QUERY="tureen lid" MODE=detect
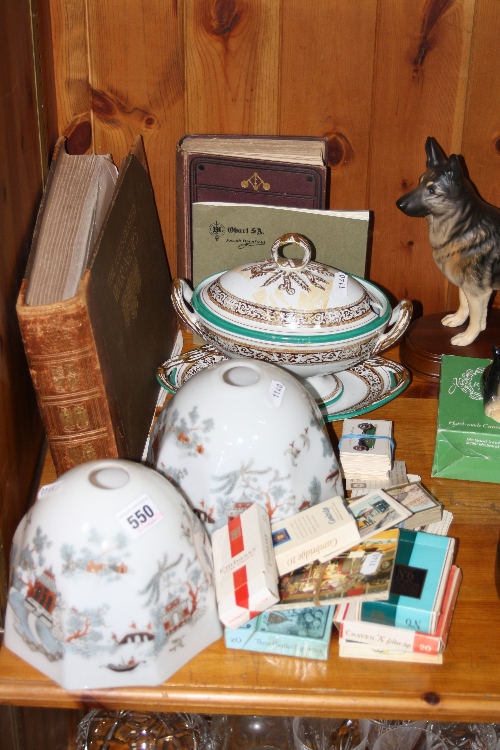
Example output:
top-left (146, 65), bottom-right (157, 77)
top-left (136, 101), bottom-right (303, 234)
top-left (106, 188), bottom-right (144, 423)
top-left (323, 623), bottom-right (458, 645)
top-left (192, 233), bottom-right (389, 341)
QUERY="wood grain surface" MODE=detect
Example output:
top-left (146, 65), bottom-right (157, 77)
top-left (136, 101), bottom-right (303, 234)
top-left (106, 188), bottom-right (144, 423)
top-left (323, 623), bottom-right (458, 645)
top-left (367, 0), bottom-right (475, 313)
top-left (280, 0), bottom-right (377, 211)
top-left (42, 0), bottom-right (500, 313)
top-left (6, 0), bottom-right (500, 731)
top-left (4, 348), bottom-right (500, 722)
top-left (185, 0), bottom-right (280, 135)
top-left (0, 0), bottom-right (45, 610)
top-left (461, 0), bottom-right (500, 207)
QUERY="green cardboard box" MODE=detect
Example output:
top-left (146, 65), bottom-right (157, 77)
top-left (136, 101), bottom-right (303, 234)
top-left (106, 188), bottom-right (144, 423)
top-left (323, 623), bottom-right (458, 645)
top-left (432, 354), bottom-right (500, 483)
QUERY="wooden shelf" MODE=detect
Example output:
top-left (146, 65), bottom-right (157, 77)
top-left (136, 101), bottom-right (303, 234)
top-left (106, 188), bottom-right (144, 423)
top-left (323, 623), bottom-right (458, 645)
top-left (1, 366), bottom-right (500, 721)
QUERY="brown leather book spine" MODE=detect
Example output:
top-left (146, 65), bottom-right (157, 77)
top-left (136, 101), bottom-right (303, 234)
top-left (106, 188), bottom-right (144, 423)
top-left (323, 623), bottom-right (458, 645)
top-left (16, 273), bottom-right (125, 475)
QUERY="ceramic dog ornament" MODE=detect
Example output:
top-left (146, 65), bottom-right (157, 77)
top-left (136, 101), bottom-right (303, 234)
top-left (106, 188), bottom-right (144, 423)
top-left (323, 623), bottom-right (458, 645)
top-left (396, 137), bottom-right (500, 346)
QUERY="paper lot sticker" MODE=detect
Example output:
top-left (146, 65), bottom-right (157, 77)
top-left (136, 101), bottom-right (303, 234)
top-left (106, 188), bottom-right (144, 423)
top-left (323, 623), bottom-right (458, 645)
top-left (117, 494), bottom-right (163, 538)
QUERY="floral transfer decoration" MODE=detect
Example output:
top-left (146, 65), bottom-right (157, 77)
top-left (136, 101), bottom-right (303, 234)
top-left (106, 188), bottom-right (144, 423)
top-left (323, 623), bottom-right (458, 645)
top-left (206, 279), bottom-right (372, 329)
top-left (244, 258), bottom-right (337, 296)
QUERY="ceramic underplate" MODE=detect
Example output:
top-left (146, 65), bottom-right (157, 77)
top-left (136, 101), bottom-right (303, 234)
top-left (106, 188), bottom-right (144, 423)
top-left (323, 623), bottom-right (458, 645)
top-left (157, 345), bottom-right (410, 422)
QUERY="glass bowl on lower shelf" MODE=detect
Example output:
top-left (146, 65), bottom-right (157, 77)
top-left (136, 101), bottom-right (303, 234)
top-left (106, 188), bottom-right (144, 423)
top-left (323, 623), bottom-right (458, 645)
top-left (75, 710), bottom-right (211, 750)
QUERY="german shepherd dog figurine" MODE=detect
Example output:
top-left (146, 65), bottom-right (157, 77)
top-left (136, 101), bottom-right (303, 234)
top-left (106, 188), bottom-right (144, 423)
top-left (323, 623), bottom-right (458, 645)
top-left (396, 137), bottom-right (500, 346)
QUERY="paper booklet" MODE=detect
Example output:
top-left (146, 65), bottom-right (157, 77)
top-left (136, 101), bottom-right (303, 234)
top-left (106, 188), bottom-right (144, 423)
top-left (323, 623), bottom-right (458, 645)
top-left (191, 202), bottom-right (369, 288)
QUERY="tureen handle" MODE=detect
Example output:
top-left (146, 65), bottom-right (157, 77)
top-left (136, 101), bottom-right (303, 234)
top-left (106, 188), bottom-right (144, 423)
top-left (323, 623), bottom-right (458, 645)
top-left (371, 299), bottom-right (413, 355)
top-left (171, 278), bottom-right (206, 337)
top-left (270, 233), bottom-right (312, 270)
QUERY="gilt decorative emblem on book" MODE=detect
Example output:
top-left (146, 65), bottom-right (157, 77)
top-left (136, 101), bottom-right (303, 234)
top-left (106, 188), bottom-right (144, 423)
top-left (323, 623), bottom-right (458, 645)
top-left (241, 172), bottom-right (271, 191)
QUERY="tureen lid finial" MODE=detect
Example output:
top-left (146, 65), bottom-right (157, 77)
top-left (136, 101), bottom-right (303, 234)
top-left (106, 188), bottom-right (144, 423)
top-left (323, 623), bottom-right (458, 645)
top-left (270, 233), bottom-right (312, 271)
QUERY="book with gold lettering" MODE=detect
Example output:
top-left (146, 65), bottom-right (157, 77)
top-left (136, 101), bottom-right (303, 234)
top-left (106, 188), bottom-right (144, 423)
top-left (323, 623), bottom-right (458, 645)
top-left (16, 135), bottom-right (176, 474)
top-left (176, 134), bottom-right (329, 282)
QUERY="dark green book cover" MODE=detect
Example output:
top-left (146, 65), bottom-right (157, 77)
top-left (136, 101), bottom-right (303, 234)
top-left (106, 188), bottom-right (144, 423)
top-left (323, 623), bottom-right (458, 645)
top-left (90, 140), bottom-right (175, 460)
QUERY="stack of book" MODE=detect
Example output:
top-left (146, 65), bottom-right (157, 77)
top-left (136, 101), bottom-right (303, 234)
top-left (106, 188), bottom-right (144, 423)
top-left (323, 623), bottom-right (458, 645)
top-left (384, 482), bottom-right (444, 530)
top-left (334, 530), bottom-right (460, 664)
top-left (346, 460), bottom-right (409, 497)
top-left (223, 487), bottom-right (422, 660)
top-left (340, 419), bottom-right (394, 481)
top-left (214, 414), bottom-right (458, 665)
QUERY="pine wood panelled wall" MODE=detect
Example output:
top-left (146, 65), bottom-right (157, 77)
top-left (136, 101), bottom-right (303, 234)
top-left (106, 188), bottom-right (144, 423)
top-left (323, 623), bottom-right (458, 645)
top-left (462, 1), bottom-right (500, 208)
top-left (44, 0), bottom-right (500, 315)
top-left (0, 0), bottom-right (45, 605)
top-left (280, 2), bottom-right (377, 210)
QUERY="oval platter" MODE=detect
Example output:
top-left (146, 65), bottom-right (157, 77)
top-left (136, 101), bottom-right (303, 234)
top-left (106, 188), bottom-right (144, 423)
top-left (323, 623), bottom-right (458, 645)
top-left (157, 345), bottom-right (410, 423)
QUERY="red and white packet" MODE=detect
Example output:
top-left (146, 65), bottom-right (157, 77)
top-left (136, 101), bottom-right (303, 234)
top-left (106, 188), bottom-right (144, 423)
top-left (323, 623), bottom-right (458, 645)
top-left (212, 504), bottom-right (279, 629)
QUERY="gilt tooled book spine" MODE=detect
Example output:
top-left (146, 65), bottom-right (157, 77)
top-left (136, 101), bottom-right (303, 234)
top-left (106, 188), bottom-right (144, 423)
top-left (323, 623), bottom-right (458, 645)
top-left (176, 135), bottom-right (328, 282)
top-left (17, 135), bottom-right (176, 475)
top-left (16, 274), bottom-right (126, 475)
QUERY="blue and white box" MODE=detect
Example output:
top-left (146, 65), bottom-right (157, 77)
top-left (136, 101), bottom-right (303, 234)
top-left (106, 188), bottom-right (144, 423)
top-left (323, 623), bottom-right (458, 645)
top-left (224, 606), bottom-right (334, 660)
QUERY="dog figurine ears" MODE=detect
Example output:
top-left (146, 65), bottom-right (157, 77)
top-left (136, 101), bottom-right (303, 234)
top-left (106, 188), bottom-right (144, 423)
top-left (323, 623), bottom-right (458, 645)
top-left (397, 137), bottom-right (500, 347)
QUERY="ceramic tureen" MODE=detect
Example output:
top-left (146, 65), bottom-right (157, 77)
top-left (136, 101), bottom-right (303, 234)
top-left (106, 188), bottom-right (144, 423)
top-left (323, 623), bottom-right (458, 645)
top-left (4, 460), bottom-right (222, 690)
top-left (172, 233), bottom-right (412, 404)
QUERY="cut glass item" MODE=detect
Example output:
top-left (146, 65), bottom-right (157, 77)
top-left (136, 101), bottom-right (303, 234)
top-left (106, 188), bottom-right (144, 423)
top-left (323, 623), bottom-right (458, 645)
top-left (75, 710), bottom-right (211, 750)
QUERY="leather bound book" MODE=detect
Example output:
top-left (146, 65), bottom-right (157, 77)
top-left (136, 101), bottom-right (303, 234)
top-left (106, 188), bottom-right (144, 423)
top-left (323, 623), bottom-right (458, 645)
top-left (17, 135), bottom-right (175, 475)
top-left (176, 135), bottom-right (328, 281)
